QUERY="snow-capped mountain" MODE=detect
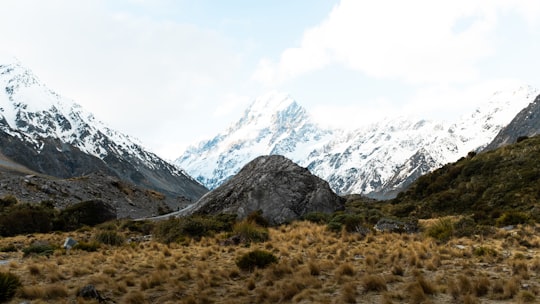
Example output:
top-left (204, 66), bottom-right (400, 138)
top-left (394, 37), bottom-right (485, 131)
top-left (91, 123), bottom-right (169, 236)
top-left (0, 56), bottom-right (207, 202)
top-left (484, 93), bottom-right (540, 151)
top-left (176, 86), bottom-right (539, 199)
top-left (308, 85), bottom-right (539, 198)
top-left (176, 92), bottom-right (335, 189)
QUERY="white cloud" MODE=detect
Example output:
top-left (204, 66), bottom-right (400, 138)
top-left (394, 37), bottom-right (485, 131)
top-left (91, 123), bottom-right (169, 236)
top-left (212, 94), bottom-right (251, 118)
top-left (253, 0), bottom-right (538, 86)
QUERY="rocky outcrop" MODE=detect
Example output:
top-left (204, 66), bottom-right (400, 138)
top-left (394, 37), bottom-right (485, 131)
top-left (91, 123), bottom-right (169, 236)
top-left (187, 155), bottom-right (345, 225)
top-left (0, 169), bottom-right (192, 219)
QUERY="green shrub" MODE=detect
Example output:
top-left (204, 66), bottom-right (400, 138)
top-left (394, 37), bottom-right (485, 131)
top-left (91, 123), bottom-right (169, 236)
top-left (232, 220), bottom-right (269, 243)
top-left (0, 272), bottom-right (21, 302)
top-left (342, 214), bottom-right (365, 232)
top-left (236, 250), bottom-right (278, 271)
top-left (0, 203), bottom-right (56, 236)
top-left (120, 220), bottom-right (155, 235)
top-left (153, 218), bottom-right (185, 244)
top-left (496, 211), bottom-right (530, 227)
top-left (327, 221), bottom-right (343, 232)
top-left (56, 200), bottom-right (117, 231)
top-left (0, 195), bottom-right (17, 210)
top-left (453, 217), bottom-right (477, 238)
top-left (181, 217), bottom-right (214, 238)
top-left (154, 214), bottom-right (236, 244)
top-left (246, 210), bottom-right (269, 227)
top-left (74, 241), bottom-right (101, 252)
top-left (94, 231), bottom-right (124, 246)
top-left (425, 218), bottom-right (454, 242)
top-left (327, 213), bottom-right (364, 232)
top-left (0, 244), bottom-right (17, 252)
top-left (22, 243), bottom-right (56, 257)
top-left (303, 212), bottom-right (331, 224)
top-left (473, 246), bottom-right (498, 257)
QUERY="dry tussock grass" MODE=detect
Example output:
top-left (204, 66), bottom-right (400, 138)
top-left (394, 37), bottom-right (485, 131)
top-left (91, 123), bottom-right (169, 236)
top-left (0, 221), bottom-right (539, 303)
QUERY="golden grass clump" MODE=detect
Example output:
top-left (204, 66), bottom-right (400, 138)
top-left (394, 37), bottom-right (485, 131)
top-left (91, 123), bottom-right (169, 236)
top-left (336, 262), bottom-right (356, 277)
top-left (19, 284), bottom-right (68, 300)
top-left (361, 274), bottom-right (387, 292)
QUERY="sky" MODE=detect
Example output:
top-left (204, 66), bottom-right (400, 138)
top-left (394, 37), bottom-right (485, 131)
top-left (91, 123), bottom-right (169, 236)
top-left (1, 0), bottom-right (540, 160)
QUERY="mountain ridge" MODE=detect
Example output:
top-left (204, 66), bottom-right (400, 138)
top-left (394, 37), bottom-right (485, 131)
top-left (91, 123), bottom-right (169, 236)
top-left (0, 58), bottom-right (208, 214)
top-left (176, 86), bottom-right (539, 199)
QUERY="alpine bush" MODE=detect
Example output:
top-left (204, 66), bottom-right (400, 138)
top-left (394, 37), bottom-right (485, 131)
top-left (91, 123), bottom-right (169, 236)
top-left (425, 218), bottom-right (454, 242)
top-left (236, 250), bottom-right (278, 271)
top-left (95, 230), bottom-right (124, 246)
top-left (0, 272), bottom-right (21, 302)
top-left (232, 220), bottom-right (269, 243)
top-left (22, 243), bottom-right (56, 257)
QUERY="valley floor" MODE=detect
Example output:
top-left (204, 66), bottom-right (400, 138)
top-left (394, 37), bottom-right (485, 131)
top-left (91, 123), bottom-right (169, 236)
top-left (1, 221), bottom-right (539, 303)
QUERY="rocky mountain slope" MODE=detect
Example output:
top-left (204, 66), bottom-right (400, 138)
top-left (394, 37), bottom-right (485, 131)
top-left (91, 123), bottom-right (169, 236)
top-left (176, 86), bottom-right (539, 199)
top-left (170, 155), bottom-right (344, 225)
top-left (0, 57), bottom-right (207, 210)
top-left (390, 134), bottom-right (540, 224)
top-left (0, 168), bottom-right (189, 219)
top-left (484, 94), bottom-right (540, 151)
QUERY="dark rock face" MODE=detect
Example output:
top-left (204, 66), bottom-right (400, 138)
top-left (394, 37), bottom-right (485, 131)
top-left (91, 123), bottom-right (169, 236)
top-left (0, 130), bottom-right (114, 178)
top-left (0, 169), bottom-right (192, 219)
top-left (374, 218), bottom-right (418, 234)
top-left (190, 155), bottom-right (345, 225)
top-left (0, 127), bottom-right (208, 203)
top-left (484, 94), bottom-right (540, 151)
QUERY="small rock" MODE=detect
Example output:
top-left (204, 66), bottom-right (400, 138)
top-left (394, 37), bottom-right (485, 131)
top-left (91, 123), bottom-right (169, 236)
top-left (374, 218), bottom-right (418, 233)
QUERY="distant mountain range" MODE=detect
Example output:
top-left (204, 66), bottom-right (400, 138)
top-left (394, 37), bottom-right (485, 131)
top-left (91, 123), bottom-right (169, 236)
top-left (176, 87), bottom-right (540, 199)
top-left (3, 55), bottom-right (539, 215)
top-left (0, 57), bottom-right (207, 215)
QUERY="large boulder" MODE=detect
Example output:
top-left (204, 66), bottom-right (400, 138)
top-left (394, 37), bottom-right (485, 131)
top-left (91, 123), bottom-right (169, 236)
top-left (188, 155), bottom-right (345, 225)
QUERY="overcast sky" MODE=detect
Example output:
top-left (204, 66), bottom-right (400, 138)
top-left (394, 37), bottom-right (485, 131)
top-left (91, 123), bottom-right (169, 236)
top-left (1, 0), bottom-right (540, 160)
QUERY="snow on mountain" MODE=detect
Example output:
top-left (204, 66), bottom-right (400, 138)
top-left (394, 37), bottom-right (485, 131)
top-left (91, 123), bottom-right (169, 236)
top-left (0, 57), bottom-right (207, 201)
top-left (176, 86), bottom-right (539, 199)
top-left (306, 85), bottom-right (538, 198)
top-left (303, 118), bottom-right (450, 197)
top-left (1, 58), bottom-right (143, 163)
top-left (175, 92), bottom-right (335, 189)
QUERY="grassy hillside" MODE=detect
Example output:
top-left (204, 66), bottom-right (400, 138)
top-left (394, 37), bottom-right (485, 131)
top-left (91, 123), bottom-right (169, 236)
top-left (390, 135), bottom-right (540, 224)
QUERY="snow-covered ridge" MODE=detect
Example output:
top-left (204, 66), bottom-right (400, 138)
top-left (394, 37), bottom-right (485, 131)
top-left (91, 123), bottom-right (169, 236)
top-left (0, 61), bottom-right (170, 172)
top-left (0, 58), bottom-right (191, 179)
top-left (176, 85), bottom-right (539, 198)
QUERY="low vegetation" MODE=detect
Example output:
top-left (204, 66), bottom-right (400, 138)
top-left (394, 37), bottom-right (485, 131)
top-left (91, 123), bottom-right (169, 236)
top-left (0, 272), bottom-right (21, 302)
top-left (0, 218), bottom-right (538, 303)
top-left (236, 250), bottom-right (277, 271)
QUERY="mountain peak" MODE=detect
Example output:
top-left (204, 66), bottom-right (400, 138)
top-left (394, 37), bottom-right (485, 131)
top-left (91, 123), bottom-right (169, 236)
top-left (0, 51), bottom-right (20, 66)
top-left (245, 91), bottom-right (296, 116)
